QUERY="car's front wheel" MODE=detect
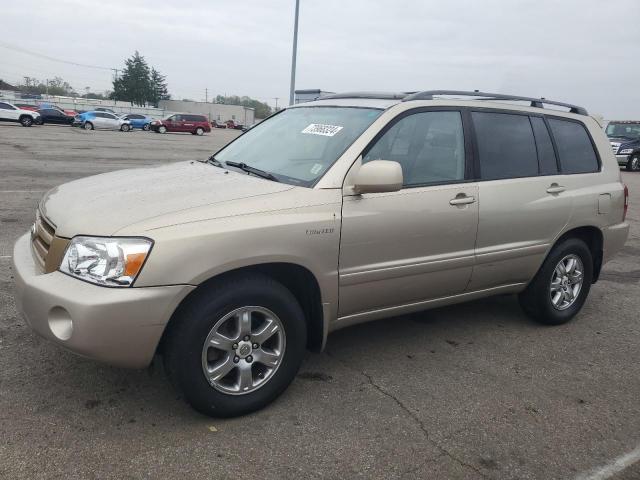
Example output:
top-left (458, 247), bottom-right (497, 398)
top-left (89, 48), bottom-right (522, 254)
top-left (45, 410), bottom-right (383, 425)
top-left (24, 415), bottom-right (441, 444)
top-left (120, 124), bottom-right (131, 132)
top-left (158, 125), bottom-right (167, 134)
top-left (164, 274), bottom-right (307, 417)
top-left (83, 122), bottom-right (94, 130)
top-left (19, 115), bottom-right (34, 127)
top-left (519, 237), bottom-right (593, 325)
top-left (143, 123), bottom-right (150, 131)
top-left (626, 155), bottom-right (640, 172)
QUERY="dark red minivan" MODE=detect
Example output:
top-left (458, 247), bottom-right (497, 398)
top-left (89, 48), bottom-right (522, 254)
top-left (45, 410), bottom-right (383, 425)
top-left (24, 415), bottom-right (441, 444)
top-left (150, 114), bottom-right (211, 135)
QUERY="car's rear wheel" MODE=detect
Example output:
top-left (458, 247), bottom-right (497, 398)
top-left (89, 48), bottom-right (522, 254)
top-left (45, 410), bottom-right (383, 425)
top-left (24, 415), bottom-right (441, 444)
top-left (195, 127), bottom-right (204, 136)
top-left (626, 155), bottom-right (640, 172)
top-left (158, 125), bottom-right (167, 134)
top-left (519, 237), bottom-right (593, 325)
top-left (164, 274), bottom-right (307, 417)
top-left (19, 115), bottom-right (33, 127)
top-left (83, 122), bottom-right (94, 130)
top-left (121, 124), bottom-right (131, 132)
top-left (143, 123), bottom-right (150, 131)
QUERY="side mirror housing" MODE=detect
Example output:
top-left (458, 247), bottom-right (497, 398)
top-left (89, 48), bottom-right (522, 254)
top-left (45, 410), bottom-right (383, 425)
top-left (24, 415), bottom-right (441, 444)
top-left (353, 160), bottom-right (403, 194)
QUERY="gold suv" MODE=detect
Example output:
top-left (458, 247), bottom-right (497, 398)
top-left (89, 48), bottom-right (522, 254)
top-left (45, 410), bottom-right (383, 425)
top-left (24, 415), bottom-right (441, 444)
top-left (13, 90), bottom-right (630, 417)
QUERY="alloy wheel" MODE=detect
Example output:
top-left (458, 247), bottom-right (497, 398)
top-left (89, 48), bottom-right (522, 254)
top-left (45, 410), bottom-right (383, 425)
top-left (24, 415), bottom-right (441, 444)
top-left (201, 306), bottom-right (286, 395)
top-left (550, 254), bottom-right (584, 310)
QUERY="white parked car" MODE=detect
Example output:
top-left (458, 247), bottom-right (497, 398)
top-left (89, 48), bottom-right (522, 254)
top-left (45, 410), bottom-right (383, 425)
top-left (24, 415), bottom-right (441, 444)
top-left (0, 101), bottom-right (40, 127)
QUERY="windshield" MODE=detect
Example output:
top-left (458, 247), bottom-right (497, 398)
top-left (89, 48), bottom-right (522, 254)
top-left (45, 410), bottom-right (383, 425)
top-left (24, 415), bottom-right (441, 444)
top-left (606, 123), bottom-right (640, 140)
top-left (214, 106), bottom-right (383, 186)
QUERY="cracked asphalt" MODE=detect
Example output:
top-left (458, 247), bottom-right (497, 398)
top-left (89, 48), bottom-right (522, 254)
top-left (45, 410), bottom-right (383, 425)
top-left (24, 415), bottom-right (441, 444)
top-left (1, 124), bottom-right (639, 480)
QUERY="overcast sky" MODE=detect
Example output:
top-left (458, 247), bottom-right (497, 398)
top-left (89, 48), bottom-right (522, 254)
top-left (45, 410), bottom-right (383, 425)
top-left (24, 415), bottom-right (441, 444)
top-left (2, 0), bottom-right (639, 117)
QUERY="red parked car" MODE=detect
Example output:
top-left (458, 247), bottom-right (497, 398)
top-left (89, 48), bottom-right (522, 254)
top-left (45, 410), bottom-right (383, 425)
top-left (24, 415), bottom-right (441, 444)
top-left (13, 103), bottom-right (39, 112)
top-left (150, 114), bottom-right (211, 135)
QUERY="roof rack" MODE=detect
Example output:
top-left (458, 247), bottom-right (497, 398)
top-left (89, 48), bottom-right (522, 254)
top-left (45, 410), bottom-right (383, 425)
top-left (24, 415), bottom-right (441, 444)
top-left (320, 92), bottom-right (412, 100)
top-left (402, 90), bottom-right (588, 115)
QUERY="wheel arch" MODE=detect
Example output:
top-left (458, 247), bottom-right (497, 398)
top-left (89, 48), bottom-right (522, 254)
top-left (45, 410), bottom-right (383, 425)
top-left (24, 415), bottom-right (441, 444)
top-left (552, 226), bottom-right (604, 283)
top-left (157, 262), bottom-right (325, 357)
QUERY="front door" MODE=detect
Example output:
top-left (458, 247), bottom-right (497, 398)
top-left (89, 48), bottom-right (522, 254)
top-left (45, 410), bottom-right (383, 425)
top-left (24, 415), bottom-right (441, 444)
top-left (339, 109), bottom-right (478, 320)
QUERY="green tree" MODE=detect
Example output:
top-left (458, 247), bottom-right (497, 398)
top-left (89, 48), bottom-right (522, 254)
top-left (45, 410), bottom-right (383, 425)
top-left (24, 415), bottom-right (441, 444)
top-left (17, 76), bottom-right (76, 96)
top-left (150, 68), bottom-right (170, 106)
top-left (111, 51), bottom-right (169, 106)
top-left (215, 94), bottom-right (272, 118)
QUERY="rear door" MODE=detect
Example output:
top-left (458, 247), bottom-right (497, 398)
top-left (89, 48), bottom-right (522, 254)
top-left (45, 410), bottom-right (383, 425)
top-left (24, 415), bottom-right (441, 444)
top-left (469, 111), bottom-right (572, 290)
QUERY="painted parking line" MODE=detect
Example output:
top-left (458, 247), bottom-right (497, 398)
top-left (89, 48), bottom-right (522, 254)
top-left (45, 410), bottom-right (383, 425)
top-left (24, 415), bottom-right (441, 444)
top-left (576, 445), bottom-right (640, 480)
top-left (0, 190), bottom-right (44, 193)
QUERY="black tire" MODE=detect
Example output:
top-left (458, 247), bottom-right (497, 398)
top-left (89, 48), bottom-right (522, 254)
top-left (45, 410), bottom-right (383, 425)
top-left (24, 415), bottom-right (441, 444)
top-left (83, 122), bottom-right (94, 130)
top-left (164, 273), bottom-right (307, 417)
top-left (158, 125), bottom-right (167, 134)
top-left (19, 115), bottom-right (33, 127)
top-left (121, 124), bottom-right (130, 132)
top-left (143, 123), bottom-right (150, 131)
top-left (626, 155), bottom-right (640, 172)
top-left (195, 127), bottom-right (204, 136)
top-left (519, 237), bottom-right (593, 325)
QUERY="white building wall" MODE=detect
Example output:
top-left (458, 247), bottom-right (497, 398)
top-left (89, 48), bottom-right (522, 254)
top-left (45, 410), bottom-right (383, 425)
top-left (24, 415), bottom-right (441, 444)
top-left (158, 100), bottom-right (255, 125)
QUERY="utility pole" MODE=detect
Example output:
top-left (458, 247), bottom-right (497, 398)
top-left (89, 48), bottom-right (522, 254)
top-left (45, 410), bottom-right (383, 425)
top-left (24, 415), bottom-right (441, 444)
top-left (205, 88), bottom-right (208, 103)
top-left (273, 97), bottom-right (279, 110)
top-left (288, 0), bottom-right (300, 105)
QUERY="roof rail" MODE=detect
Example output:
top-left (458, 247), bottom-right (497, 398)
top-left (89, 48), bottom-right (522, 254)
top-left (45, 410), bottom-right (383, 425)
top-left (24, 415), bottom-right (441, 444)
top-left (402, 90), bottom-right (588, 115)
top-left (320, 92), bottom-right (412, 100)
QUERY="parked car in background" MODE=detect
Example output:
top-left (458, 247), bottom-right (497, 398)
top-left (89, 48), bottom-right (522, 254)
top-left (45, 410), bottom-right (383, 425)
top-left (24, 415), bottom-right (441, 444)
top-left (150, 114), bottom-right (211, 135)
top-left (73, 111), bottom-right (131, 131)
top-left (13, 103), bottom-right (39, 112)
top-left (226, 120), bottom-right (244, 129)
top-left (119, 113), bottom-right (152, 131)
top-left (37, 108), bottom-right (74, 125)
top-left (95, 107), bottom-right (117, 114)
top-left (212, 119), bottom-right (227, 129)
top-left (0, 101), bottom-right (40, 126)
top-left (606, 120), bottom-right (640, 171)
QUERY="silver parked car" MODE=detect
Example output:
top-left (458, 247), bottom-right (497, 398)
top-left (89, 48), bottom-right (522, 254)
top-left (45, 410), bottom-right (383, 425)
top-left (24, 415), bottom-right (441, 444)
top-left (13, 90), bottom-right (630, 417)
top-left (73, 111), bottom-right (131, 131)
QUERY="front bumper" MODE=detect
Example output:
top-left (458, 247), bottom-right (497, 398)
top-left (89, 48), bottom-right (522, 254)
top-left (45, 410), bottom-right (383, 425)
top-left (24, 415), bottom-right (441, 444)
top-left (12, 233), bottom-right (194, 368)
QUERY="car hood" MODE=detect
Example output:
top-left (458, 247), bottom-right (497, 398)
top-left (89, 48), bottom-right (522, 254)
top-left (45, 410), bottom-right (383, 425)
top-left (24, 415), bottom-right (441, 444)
top-left (40, 161), bottom-right (294, 237)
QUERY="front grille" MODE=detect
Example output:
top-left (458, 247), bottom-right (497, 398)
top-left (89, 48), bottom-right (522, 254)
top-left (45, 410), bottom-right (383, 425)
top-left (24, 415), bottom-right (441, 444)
top-left (31, 210), bottom-right (55, 271)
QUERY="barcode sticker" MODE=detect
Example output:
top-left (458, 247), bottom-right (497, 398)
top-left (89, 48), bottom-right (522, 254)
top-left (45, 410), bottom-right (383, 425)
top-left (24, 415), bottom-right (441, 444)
top-left (301, 124), bottom-right (343, 137)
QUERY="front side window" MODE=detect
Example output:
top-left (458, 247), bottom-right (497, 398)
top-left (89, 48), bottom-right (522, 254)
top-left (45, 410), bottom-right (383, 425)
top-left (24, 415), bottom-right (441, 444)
top-left (214, 106), bottom-right (382, 186)
top-left (548, 119), bottom-right (599, 174)
top-left (0, 102), bottom-right (14, 110)
top-left (472, 112), bottom-right (538, 180)
top-left (364, 111), bottom-right (465, 187)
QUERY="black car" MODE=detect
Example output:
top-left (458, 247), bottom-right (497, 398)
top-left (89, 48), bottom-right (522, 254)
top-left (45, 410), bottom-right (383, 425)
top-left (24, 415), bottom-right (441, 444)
top-left (37, 108), bottom-right (74, 125)
top-left (606, 121), bottom-right (640, 171)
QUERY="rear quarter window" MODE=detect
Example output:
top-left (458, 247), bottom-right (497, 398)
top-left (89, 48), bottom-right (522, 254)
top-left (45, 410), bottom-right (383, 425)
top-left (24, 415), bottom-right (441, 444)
top-left (547, 118), bottom-right (599, 174)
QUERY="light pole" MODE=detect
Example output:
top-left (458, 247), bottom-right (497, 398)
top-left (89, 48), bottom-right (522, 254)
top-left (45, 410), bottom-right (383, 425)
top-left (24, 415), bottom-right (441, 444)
top-left (273, 97), bottom-right (279, 110)
top-left (288, 0), bottom-right (300, 105)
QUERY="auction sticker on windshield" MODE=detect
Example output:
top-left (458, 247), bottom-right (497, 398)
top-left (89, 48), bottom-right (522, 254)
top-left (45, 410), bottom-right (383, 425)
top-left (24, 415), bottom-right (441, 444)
top-left (301, 124), bottom-right (343, 137)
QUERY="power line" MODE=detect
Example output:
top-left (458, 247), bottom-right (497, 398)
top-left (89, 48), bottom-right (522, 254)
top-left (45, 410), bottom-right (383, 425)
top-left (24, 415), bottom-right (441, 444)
top-left (0, 41), bottom-right (113, 71)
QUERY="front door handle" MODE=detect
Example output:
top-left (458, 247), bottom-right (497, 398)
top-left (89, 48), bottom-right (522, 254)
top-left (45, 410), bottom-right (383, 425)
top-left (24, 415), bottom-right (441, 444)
top-left (546, 184), bottom-right (566, 194)
top-left (449, 194), bottom-right (476, 206)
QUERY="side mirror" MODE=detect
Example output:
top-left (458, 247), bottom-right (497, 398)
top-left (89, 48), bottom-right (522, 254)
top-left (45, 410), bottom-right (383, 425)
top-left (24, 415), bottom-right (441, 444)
top-left (353, 160), bottom-right (403, 194)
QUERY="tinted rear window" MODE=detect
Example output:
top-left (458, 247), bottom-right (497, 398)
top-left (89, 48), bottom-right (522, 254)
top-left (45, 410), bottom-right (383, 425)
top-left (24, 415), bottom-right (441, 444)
top-left (472, 112), bottom-right (538, 180)
top-left (186, 115), bottom-right (206, 122)
top-left (530, 117), bottom-right (558, 175)
top-left (547, 119), bottom-right (599, 174)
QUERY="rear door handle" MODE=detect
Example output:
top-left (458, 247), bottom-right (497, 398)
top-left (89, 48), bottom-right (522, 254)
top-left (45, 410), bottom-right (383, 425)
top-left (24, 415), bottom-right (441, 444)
top-left (546, 184), bottom-right (566, 194)
top-left (449, 195), bottom-right (476, 206)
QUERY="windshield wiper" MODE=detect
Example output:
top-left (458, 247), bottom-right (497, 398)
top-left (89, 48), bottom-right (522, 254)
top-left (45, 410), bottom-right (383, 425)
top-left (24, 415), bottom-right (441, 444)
top-left (202, 155), bottom-right (224, 168)
top-left (225, 161), bottom-right (279, 182)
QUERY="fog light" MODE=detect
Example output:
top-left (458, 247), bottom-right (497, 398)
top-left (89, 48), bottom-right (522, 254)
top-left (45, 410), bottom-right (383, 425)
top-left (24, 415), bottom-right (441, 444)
top-left (48, 306), bottom-right (73, 341)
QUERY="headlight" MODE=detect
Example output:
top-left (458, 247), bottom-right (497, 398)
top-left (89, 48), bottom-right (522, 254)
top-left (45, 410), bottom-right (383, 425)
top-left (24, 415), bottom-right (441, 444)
top-left (60, 236), bottom-right (153, 287)
top-left (620, 149), bottom-right (633, 154)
